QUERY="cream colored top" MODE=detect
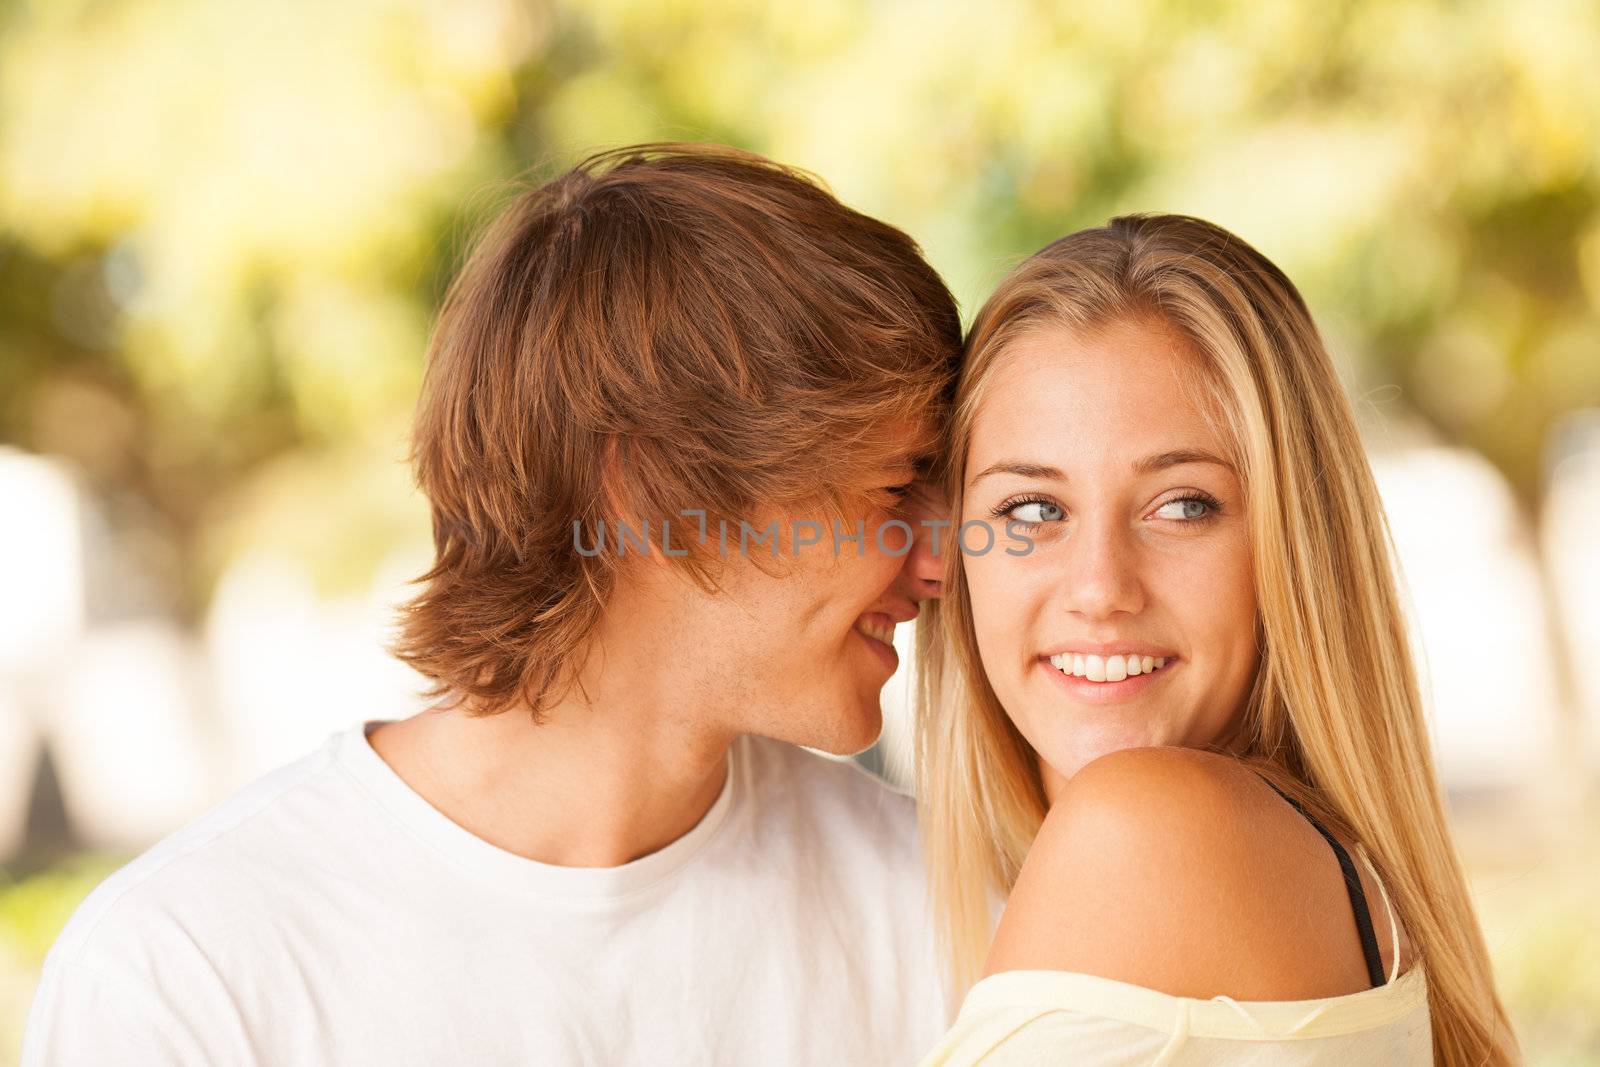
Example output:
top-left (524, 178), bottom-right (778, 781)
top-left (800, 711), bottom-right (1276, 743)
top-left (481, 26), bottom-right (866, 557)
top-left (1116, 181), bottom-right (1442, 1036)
top-left (917, 964), bottom-right (1430, 1065)
top-left (919, 847), bottom-right (1431, 1065)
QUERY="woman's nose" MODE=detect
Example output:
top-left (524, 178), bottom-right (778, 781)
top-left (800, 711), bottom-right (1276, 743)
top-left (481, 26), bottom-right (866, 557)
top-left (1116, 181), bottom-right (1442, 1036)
top-left (1063, 520), bottom-right (1144, 620)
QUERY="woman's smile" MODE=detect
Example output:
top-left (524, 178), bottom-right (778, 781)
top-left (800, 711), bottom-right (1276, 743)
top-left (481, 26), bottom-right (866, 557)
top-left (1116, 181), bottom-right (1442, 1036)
top-left (1037, 651), bottom-right (1178, 705)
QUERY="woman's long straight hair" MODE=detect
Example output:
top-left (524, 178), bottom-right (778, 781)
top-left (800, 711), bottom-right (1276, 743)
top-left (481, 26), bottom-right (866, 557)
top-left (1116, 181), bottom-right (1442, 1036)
top-left (916, 214), bottom-right (1518, 1065)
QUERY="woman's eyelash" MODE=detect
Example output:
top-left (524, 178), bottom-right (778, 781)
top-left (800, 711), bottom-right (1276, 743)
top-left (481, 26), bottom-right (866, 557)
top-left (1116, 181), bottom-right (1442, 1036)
top-left (987, 491), bottom-right (1224, 524)
top-left (1159, 490), bottom-right (1223, 521)
top-left (990, 494), bottom-right (1057, 522)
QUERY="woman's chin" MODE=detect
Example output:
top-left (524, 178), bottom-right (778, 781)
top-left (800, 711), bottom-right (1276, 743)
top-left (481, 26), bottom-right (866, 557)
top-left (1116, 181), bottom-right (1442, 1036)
top-left (1039, 730), bottom-right (1167, 787)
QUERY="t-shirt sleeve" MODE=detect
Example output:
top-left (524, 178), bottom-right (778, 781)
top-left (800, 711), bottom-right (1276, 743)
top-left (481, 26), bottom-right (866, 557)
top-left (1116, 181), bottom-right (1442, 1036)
top-left (21, 955), bottom-right (223, 1067)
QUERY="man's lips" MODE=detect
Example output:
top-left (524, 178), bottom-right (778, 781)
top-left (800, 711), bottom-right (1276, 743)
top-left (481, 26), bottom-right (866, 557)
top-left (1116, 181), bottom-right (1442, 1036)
top-left (855, 612), bottom-right (898, 646)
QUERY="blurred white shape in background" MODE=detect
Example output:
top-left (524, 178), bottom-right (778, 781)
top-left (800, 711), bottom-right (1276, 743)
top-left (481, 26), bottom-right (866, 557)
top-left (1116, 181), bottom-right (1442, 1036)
top-left (1373, 446), bottom-right (1563, 795)
top-left (0, 448), bottom-right (84, 671)
top-left (205, 547), bottom-right (429, 783)
top-left (0, 447), bottom-right (219, 853)
top-left (49, 622), bottom-right (211, 849)
top-left (1543, 409), bottom-right (1600, 765)
top-left (0, 448), bottom-right (84, 856)
top-left (0, 441), bottom-right (432, 861)
top-left (0, 692), bottom-right (36, 859)
top-left (874, 622), bottom-right (919, 791)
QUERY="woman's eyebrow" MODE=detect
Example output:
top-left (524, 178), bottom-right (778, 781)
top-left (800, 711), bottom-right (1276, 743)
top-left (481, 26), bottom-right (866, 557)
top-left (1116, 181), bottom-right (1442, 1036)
top-left (1132, 448), bottom-right (1234, 473)
top-left (967, 461), bottom-right (1064, 486)
top-left (968, 450), bottom-right (1233, 487)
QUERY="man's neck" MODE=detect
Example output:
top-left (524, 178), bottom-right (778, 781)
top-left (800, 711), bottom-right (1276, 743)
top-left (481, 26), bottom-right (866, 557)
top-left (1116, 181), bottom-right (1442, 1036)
top-left (368, 692), bottom-right (734, 869)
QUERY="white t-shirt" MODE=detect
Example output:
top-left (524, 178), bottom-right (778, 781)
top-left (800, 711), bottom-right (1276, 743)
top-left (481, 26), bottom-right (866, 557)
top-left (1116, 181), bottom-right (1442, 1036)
top-left (23, 720), bottom-right (947, 1066)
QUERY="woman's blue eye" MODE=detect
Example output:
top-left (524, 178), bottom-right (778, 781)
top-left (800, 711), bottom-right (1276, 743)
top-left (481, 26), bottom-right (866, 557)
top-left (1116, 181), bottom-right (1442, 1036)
top-left (1155, 497), bottom-right (1212, 521)
top-left (1009, 500), bottom-right (1064, 524)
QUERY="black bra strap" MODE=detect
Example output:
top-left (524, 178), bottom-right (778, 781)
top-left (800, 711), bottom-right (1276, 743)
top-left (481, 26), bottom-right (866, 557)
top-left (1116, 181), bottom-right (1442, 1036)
top-left (1256, 776), bottom-right (1387, 988)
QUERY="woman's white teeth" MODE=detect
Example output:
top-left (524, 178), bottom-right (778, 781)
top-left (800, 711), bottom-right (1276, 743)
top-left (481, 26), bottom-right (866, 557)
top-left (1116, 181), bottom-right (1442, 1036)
top-left (856, 617), bottom-right (896, 645)
top-left (1047, 653), bottom-right (1168, 682)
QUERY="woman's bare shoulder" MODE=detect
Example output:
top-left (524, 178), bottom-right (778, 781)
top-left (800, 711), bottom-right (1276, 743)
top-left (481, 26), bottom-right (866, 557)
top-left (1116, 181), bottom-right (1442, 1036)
top-left (983, 746), bottom-right (1401, 1001)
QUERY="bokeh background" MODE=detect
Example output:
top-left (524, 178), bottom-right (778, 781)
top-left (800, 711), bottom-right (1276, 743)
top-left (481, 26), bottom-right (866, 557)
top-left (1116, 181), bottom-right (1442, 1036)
top-left (2, 0), bottom-right (1598, 1062)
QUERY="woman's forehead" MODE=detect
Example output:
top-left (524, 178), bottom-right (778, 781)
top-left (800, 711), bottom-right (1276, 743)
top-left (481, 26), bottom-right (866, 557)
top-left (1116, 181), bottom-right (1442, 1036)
top-left (967, 320), bottom-right (1226, 467)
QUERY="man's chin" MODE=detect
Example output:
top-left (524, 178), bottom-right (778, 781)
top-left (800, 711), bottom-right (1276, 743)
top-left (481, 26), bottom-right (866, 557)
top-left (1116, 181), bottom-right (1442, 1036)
top-left (777, 705), bottom-right (884, 758)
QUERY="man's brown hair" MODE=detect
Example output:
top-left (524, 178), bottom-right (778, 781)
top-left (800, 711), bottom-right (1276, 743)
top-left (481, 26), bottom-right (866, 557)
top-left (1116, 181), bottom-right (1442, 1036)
top-left (392, 143), bottom-right (960, 718)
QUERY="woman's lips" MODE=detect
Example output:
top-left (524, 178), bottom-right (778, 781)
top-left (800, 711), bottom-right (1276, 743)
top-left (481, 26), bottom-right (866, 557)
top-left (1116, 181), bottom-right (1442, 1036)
top-left (1037, 654), bottom-right (1177, 705)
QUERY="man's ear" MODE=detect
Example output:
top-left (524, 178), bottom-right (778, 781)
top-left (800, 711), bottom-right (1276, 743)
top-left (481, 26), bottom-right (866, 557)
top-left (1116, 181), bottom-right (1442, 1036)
top-left (595, 436), bottom-right (677, 571)
top-left (589, 436), bottom-right (634, 558)
top-left (596, 435), bottom-right (630, 523)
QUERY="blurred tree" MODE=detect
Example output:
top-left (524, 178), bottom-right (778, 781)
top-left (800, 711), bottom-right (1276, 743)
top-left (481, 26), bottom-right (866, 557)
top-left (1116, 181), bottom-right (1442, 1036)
top-left (1, 0), bottom-right (1597, 617)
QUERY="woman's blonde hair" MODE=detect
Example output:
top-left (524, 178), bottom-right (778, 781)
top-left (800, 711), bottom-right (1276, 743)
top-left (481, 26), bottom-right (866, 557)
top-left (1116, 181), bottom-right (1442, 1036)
top-left (916, 214), bottom-right (1518, 1065)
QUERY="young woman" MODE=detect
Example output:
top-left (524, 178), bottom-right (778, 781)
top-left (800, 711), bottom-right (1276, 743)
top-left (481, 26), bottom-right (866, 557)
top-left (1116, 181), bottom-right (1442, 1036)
top-left (914, 215), bottom-right (1518, 1065)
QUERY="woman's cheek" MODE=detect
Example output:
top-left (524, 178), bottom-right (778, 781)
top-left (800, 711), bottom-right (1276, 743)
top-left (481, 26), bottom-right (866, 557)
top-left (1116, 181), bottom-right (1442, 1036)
top-left (1190, 538), bottom-right (1259, 724)
top-left (969, 557), bottom-right (1033, 692)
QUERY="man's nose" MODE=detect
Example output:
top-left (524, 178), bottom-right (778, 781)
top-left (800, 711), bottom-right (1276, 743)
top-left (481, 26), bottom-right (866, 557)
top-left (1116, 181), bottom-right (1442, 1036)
top-left (895, 479), bottom-right (950, 602)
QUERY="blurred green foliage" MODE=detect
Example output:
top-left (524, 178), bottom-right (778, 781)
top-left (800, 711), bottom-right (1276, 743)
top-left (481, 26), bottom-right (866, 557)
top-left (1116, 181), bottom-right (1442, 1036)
top-left (4, 0), bottom-right (1600, 615)
top-left (1464, 811), bottom-right (1600, 1065)
top-left (0, 855), bottom-right (122, 967)
top-left (0, 854), bottom-right (124, 1059)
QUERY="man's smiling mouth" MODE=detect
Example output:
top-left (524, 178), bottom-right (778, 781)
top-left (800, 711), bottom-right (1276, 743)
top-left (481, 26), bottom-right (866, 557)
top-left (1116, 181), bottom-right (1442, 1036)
top-left (855, 614), bottom-right (897, 646)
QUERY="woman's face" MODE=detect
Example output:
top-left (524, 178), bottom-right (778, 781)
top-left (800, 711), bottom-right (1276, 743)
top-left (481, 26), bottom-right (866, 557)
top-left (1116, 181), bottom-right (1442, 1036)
top-left (959, 316), bottom-right (1259, 801)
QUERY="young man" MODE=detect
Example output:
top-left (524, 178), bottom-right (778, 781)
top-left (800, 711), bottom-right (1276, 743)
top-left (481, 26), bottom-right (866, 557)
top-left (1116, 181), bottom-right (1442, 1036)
top-left (23, 144), bottom-right (960, 1065)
